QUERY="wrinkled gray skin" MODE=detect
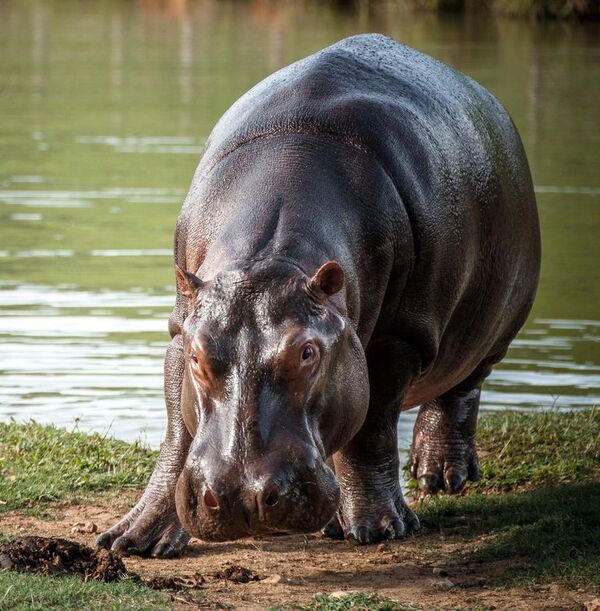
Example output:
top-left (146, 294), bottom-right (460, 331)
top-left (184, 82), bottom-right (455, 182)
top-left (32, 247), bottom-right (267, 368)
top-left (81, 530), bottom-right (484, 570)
top-left (97, 34), bottom-right (540, 557)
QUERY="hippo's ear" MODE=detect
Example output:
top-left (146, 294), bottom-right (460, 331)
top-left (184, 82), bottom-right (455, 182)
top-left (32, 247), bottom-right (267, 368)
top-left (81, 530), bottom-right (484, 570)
top-left (175, 265), bottom-right (204, 303)
top-left (310, 261), bottom-right (345, 297)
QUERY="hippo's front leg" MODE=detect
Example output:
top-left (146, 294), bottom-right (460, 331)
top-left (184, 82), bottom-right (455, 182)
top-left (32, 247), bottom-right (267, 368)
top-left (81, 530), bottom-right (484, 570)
top-left (329, 403), bottom-right (419, 544)
top-left (325, 338), bottom-right (420, 544)
top-left (97, 331), bottom-right (192, 557)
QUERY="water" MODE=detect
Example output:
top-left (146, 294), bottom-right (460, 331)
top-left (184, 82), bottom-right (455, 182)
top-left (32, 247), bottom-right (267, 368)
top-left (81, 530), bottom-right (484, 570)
top-left (0, 1), bottom-right (598, 452)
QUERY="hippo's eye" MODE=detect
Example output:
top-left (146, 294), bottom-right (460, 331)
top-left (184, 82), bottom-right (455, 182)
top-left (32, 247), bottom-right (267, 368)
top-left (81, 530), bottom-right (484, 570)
top-left (301, 344), bottom-right (315, 361)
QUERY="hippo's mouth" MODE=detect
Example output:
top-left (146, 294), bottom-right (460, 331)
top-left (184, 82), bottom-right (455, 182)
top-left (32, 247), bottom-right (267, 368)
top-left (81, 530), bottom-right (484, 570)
top-left (176, 489), bottom-right (340, 542)
top-left (174, 460), bottom-right (340, 542)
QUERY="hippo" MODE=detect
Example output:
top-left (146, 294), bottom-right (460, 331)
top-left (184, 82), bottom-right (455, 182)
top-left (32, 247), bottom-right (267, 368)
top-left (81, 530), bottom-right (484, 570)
top-left (97, 34), bottom-right (540, 557)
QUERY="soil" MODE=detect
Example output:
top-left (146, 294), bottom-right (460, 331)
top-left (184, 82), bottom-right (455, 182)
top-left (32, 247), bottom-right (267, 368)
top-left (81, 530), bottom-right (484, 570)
top-left (1, 497), bottom-right (597, 611)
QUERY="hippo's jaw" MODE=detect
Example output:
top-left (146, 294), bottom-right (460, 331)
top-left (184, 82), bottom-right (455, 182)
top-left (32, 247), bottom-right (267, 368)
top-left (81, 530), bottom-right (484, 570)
top-left (174, 445), bottom-right (340, 541)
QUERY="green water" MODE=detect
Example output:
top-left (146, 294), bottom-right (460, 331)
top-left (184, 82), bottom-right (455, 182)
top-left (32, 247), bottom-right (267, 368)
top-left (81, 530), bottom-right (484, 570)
top-left (0, 1), bottom-right (599, 446)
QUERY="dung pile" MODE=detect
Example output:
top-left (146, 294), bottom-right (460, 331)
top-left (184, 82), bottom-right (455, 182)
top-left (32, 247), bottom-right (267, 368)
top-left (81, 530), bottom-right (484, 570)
top-left (214, 563), bottom-right (261, 583)
top-left (0, 536), bottom-right (127, 582)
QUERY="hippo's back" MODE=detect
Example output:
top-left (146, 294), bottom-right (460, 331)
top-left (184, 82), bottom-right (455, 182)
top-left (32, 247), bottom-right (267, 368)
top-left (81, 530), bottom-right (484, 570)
top-left (196, 34), bottom-right (528, 207)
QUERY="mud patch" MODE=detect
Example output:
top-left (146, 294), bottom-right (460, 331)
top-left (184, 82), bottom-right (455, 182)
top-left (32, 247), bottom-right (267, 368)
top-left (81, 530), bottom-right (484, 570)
top-left (146, 572), bottom-right (206, 590)
top-left (0, 536), bottom-right (126, 582)
top-left (1, 505), bottom-right (591, 610)
top-left (214, 563), bottom-right (261, 583)
top-left (0, 534), bottom-right (258, 594)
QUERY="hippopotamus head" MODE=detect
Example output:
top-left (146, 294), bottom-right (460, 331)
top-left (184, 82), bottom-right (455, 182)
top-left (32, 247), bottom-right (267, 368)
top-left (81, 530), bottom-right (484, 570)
top-left (173, 256), bottom-right (369, 541)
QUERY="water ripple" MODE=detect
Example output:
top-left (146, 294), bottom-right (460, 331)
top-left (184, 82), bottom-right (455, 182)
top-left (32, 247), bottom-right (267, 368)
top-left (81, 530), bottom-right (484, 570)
top-left (75, 135), bottom-right (205, 154)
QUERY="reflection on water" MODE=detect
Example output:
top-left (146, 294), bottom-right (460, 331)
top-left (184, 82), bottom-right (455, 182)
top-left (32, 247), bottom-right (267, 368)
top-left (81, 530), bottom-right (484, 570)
top-left (0, 1), bottom-right (598, 450)
top-left (0, 187), bottom-right (184, 207)
top-left (75, 136), bottom-right (205, 155)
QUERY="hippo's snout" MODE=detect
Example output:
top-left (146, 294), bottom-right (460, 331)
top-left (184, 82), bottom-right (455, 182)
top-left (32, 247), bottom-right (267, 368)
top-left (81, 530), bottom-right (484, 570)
top-left (174, 451), bottom-right (340, 541)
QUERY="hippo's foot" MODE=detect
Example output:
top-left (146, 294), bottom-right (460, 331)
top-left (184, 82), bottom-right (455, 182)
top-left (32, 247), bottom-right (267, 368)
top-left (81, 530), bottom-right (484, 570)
top-left (328, 484), bottom-right (419, 545)
top-left (408, 388), bottom-right (481, 495)
top-left (327, 392), bottom-right (420, 544)
top-left (408, 434), bottom-right (479, 496)
top-left (97, 494), bottom-right (190, 558)
top-left (327, 439), bottom-right (420, 544)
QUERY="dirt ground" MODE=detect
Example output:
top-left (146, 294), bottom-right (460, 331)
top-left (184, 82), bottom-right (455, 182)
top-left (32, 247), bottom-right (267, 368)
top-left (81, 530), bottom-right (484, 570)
top-left (2, 495), bottom-right (598, 611)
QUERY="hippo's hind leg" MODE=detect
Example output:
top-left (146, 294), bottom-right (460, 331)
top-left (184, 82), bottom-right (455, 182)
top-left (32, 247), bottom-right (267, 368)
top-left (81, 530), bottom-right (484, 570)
top-left (324, 338), bottom-right (420, 544)
top-left (408, 371), bottom-right (488, 495)
top-left (97, 321), bottom-right (192, 557)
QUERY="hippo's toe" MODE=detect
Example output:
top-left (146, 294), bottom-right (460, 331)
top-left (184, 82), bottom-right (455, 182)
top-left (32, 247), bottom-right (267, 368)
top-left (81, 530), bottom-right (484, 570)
top-left (417, 473), bottom-right (442, 494)
top-left (97, 498), bottom-right (190, 558)
top-left (443, 467), bottom-right (468, 493)
top-left (334, 494), bottom-right (420, 545)
top-left (408, 438), bottom-right (480, 496)
top-left (321, 514), bottom-right (345, 540)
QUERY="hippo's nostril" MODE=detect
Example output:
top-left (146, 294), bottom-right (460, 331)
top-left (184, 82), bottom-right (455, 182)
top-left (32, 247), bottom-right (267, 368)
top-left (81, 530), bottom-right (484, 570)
top-left (264, 484), bottom-right (280, 507)
top-left (203, 487), bottom-right (219, 509)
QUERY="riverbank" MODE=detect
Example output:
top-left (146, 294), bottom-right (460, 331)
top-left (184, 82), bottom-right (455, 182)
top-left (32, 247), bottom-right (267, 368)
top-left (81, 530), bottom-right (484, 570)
top-left (1, 409), bottom-right (599, 610)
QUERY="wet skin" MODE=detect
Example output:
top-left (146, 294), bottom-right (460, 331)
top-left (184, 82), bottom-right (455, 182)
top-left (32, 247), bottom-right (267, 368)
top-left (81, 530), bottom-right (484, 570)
top-left (97, 34), bottom-right (540, 557)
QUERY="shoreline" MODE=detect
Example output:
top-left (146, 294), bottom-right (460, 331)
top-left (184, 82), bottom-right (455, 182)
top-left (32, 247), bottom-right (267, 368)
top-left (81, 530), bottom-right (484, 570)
top-left (1, 409), bottom-right (599, 610)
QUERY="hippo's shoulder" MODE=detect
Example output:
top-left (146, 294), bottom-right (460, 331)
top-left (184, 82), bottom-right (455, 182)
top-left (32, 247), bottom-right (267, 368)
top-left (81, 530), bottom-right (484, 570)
top-left (313, 33), bottom-right (431, 74)
top-left (276, 33), bottom-right (449, 103)
top-left (282, 33), bottom-right (473, 98)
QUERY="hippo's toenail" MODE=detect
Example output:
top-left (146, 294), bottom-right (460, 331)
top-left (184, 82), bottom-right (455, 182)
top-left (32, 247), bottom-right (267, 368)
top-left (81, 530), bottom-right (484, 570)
top-left (419, 474), bottom-right (441, 493)
top-left (444, 469), bottom-right (466, 493)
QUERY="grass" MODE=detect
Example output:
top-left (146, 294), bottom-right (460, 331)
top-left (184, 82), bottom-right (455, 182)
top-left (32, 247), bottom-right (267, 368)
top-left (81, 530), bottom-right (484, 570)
top-left (284, 592), bottom-right (418, 610)
top-left (4, 409), bottom-right (597, 517)
top-left (473, 408), bottom-right (600, 493)
top-left (405, 407), bottom-right (600, 495)
top-left (0, 419), bottom-right (157, 515)
top-left (408, 408), bottom-right (600, 591)
top-left (418, 482), bottom-right (600, 590)
top-left (0, 572), bottom-right (168, 610)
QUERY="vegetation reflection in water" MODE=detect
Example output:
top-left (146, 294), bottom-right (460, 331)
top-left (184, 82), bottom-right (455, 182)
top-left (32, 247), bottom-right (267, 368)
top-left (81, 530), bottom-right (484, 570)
top-left (0, 1), bottom-right (598, 448)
